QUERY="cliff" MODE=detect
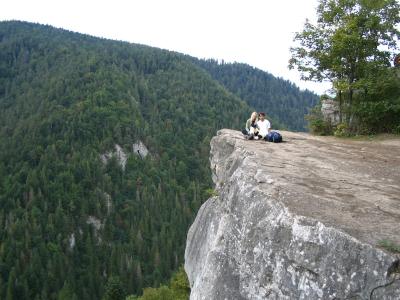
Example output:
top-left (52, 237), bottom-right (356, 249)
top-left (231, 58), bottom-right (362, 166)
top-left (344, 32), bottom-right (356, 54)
top-left (185, 129), bottom-right (400, 299)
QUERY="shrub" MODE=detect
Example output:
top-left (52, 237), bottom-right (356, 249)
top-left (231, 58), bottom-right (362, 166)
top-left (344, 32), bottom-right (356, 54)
top-left (204, 188), bottom-right (218, 198)
top-left (334, 123), bottom-right (352, 137)
top-left (127, 267), bottom-right (190, 300)
top-left (305, 103), bottom-right (334, 136)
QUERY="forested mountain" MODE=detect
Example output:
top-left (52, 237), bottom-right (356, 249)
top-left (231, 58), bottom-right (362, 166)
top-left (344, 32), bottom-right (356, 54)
top-left (0, 21), bottom-right (250, 299)
top-left (0, 21), bottom-right (318, 299)
top-left (192, 59), bottom-right (319, 131)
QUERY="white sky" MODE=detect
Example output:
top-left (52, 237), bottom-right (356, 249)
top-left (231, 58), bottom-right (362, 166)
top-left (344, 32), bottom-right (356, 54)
top-left (0, 0), bottom-right (333, 95)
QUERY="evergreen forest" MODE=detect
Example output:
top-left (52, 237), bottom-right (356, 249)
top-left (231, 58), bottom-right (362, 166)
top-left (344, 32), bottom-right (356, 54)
top-left (192, 59), bottom-right (319, 131)
top-left (0, 21), bottom-right (318, 299)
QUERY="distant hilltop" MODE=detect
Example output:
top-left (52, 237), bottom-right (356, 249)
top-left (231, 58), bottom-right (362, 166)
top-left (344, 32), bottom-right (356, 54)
top-left (0, 20), bottom-right (319, 132)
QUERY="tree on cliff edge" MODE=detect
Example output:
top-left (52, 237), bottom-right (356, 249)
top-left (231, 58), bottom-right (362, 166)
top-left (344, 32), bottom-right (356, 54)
top-left (289, 0), bottom-right (400, 133)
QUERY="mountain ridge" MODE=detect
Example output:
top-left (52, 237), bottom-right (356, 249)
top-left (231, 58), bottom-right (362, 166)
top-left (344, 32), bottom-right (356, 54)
top-left (1, 20), bottom-right (319, 131)
top-left (191, 58), bottom-right (319, 131)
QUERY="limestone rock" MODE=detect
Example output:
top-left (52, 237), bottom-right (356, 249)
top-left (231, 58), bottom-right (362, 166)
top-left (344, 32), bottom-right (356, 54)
top-left (104, 192), bottom-right (112, 215)
top-left (185, 129), bottom-right (400, 300)
top-left (101, 142), bottom-right (149, 170)
top-left (69, 233), bottom-right (75, 249)
top-left (321, 99), bottom-right (340, 125)
top-left (100, 144), bottom-right (128, 170)
top-left (86, 216), bottom-right (102, 231)
top-left (132, 140), bottom-right (149, 158)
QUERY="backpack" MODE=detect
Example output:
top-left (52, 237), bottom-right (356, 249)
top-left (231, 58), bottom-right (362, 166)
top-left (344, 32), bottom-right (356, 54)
top-left (266, 131), bottom-right (282, 143)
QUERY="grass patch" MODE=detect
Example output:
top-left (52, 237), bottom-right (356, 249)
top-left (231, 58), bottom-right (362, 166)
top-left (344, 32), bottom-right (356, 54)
top-left (204, 188), bottom-right (218, 198)
top-left (378, 240), bottom-right (400, 253)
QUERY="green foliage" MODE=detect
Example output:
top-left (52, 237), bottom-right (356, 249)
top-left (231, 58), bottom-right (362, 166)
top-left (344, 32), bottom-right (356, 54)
top-left (169, 267), bottom-right (190, 299)
top-left (305, 105), bottom-right (333, 135)
top-left (193, 59), bottom-right (319, 131)
top-left (334, 123), bottom-right (352, 137)
top-left (290, 0), bottom-right (399, 83)
top-left (103, 277), bottom-right (126, 300)
top-left (57, 281), bottom-right (78, 300)
top-left (308, 118), bottom-right (333, 136)
top-left (137, 286), bottom-right (175, 300)
top-left (0, 21), bottom-right (249, 299)
top-left (290, 0), bottom-right (400, 134)
top-left (352, 69), bottom-right (400, 134)
top-left (130, 267), bottom-right (189, 300)
top-left (204, 188), bottom-right (218, 198)
top-left (378, 240), bottom-right (400, 254)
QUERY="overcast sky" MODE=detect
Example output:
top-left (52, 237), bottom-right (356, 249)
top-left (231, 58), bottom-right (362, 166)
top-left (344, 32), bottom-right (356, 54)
top-left (0, 0), bottom-right (333, 95)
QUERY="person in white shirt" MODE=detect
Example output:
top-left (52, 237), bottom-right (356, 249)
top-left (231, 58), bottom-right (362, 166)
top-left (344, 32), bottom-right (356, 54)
top-left (256, 112), bottom-right (271, 139)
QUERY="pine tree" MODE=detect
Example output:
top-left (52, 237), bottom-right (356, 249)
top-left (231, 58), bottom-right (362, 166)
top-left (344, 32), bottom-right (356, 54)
top-left (102, 276), bottom-right (125, 300)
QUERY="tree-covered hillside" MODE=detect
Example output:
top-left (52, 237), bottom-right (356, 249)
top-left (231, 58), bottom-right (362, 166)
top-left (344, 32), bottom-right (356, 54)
top-left (0, 21), bottom-right (250, 299)
top-left (193, 59), bottom-right (319, 131)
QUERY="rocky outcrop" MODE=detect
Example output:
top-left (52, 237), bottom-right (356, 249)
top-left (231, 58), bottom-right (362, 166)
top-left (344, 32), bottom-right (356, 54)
top-left (185, 129), bottom-right (400, 299)
top-left (100, 144), bottom-right (128, 170)
top-left (321, 99), bottom-right (340, 125)
top-left (100, 141), bottom-right (149, 170)
top-left (133, 140), bottom-right (149, 158)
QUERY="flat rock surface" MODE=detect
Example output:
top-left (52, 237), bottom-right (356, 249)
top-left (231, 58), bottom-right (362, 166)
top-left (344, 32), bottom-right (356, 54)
top-left (224, 129), bottom-right (400, 247)
top-left (185, 129), bottom-right (400, 299)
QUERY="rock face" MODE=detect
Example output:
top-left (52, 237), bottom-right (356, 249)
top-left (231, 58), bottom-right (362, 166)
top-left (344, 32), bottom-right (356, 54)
top-left (185, 129), bottom-right (400, 300)
top-left (321, 99), bottom-right (340, 125)
top-left (100, 144), bottom-right (128, 170)
top-left (132, 140), bottom-right (149, 158)
top-left (101, 141), bottom-right (149, 170)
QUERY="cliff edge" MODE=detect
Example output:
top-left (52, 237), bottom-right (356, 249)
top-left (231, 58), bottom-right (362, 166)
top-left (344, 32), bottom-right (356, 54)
top-left (185, 129), bottom-right (400, 299)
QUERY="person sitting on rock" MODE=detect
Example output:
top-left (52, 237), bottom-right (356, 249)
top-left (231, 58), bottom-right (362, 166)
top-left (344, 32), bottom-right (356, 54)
top-left (242, 112), bottom-right (261, 140)
top-left (256, 112), bottom-right (271, 140)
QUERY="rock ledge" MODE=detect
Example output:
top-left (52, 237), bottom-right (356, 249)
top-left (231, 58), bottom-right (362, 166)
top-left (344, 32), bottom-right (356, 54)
top-left (185, 129), bottom-right (400, 299)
